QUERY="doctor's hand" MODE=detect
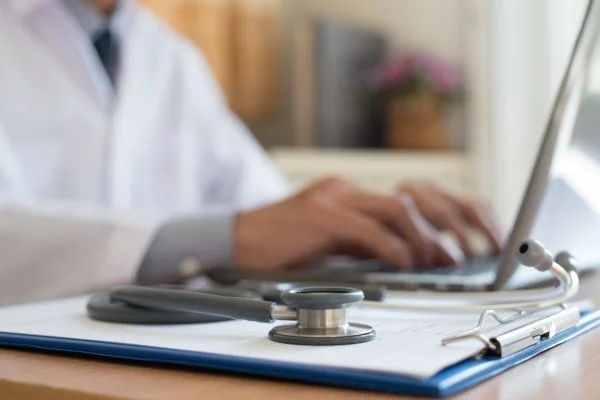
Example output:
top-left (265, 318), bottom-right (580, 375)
top-left (396, 181), bottom-right (503, 257)
top-left (234, 176), bottom-right (462, 272)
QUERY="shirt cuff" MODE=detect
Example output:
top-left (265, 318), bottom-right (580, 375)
top-left (136, 211), bottom-right (236, 285)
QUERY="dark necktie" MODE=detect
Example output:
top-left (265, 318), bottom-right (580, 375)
top-left (93, 29), bottom-right (118, 87)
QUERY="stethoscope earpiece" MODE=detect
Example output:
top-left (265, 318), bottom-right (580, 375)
top-left (517, 240), bottom-right (555, 271)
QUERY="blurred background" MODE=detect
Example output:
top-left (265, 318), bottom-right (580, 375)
top-left (138, 0), bottom-right (588, 232)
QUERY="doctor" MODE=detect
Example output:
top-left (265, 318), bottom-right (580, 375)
top-left (0, 0), bottom-right (501, 305)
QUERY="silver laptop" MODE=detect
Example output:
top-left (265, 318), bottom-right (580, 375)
top-left (209, 0), bottom-right (600, 291)
top-left (491, 0), bottom-right (600, 290)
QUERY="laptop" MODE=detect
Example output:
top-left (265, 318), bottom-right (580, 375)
top-left (209, 0), bottom-right (600, 292)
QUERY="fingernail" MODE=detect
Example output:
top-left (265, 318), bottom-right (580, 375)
top-left (440, 237), bottom-right (465, 264)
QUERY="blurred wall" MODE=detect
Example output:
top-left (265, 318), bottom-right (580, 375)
top-left (284, 0), bottom-right (463, 63)
top-left (254, 0), bottom-right (467, 147)
top-left (484, 0), bottom-right (588, 228)
top-left (138, 0), bottom-right (282, 122)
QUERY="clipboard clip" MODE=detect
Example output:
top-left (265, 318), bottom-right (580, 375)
top-left (441, 305), bottom-right (581, 358)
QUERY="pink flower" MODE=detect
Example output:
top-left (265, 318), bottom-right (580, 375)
top-left (369, 50), bottom-right (461, 96)
top-left (422, 55), bottom-right (460, 92)
top-left (370, 58), bottom-right (411, 87)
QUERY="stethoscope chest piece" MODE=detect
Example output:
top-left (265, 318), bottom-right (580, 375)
top-left (268, 287), bottom-right (375, 345)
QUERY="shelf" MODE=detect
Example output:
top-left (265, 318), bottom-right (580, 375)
top-left (269, 147), bottom-right (473, 192)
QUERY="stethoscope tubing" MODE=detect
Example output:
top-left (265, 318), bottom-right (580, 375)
top-left (360, 267), bottom-right (578, 312)
top-left (105, 263), bottom-right (578, 322)
top-left (91, 241), bottom-right (580, 327)
top-left (235, 273), bottom-right (572, 309)
top-left (110, 286), bottom-right (284, 323)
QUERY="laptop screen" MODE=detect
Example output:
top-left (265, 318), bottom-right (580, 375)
top-left (495, 0), bottom-right (600, 287)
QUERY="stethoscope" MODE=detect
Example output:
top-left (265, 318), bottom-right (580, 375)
top-left (86, 240), bottom-right (580, 346)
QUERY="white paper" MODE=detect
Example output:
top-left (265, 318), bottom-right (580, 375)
top-left (0, 297), bottom-right (584, 379)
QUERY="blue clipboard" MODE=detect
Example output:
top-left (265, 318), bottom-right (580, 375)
top-left (1, 310), bottom-right (599, 397)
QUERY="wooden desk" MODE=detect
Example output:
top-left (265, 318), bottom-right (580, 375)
top-left (2, 273), bottom-right (600, 400)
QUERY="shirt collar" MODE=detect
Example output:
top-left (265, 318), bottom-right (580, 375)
top-left (8, 0), bottom-right (134, 41)
top-left (60, 0), bottom-right (133, 41)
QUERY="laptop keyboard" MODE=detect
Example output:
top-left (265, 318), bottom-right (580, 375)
top-left (409, 255), bottom-right (499, 276)
top-left (345, 254), bottom-right (499, 276)
top-left (205, 254), bottom-right (500, 292)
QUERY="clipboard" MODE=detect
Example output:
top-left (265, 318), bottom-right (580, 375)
top-left (0, 304), bottom-right (599, 397)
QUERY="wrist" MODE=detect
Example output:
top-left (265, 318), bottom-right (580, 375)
top-left (234, 211), bottom-right (259, 270)
top-left (234, 209), bottom-right (278, 271)
top-left (137, 211), bottom-right (236, 284)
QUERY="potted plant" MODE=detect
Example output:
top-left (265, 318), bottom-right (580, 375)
top-left (369, 51), bottom-right (463, 150)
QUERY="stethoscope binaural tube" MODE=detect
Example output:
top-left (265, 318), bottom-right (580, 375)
top-left (359, 240), bottom-right (579, 313)
top-left (228, 241), bottom-right (578, 311)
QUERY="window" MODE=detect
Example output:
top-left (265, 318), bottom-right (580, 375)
top-left (466, 0), bottom-right (588, 228)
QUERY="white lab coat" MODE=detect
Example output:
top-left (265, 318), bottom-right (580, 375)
top-left (0, 0), bottom-right (289, 305)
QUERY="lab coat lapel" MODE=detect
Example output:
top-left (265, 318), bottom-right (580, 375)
top-left (109, 8), bottom-right (159, 208)
top-left (111, 8), bottom-right (204, 210)
top-left (16, 1), bottom-right (113, 110)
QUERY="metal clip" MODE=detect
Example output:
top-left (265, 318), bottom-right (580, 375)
top-left (441, 305), bottom-right (580, 358)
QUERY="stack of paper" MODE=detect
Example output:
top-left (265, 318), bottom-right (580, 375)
top-left (0, 296), bottom-right (491, 379)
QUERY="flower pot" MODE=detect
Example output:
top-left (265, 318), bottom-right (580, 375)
top-left (385, 94), bottom-right (450, 150)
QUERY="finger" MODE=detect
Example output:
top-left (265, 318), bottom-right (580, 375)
top-left (397, 194), bottom-right (436, 267)
top-left (462, 203), bottom-right (502, 252)
top-left (407, 210), bottom-right (465, 268)
top-left (434, 232), bottom-right (465, 266)
top-left (305, 175), bottom-right (356, 196)
top-left (395, 184), bottom-right (472, 260)
top-left (427, 206), bottom-right (474, 257)
top-left (324, 206), bottom-right (414, 268)
top-left (441, 194), bottom-right (503, 253)
top-left (332, 241), bottom-right (375, 259)
top-left (394, 205), bottom-right (464, 268)
top-left (343, 192), bottom-right (434, 267)
top-left (400, 184), bottom-right (475, 256)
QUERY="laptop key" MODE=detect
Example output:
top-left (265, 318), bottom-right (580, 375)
top-left (413, 255), bottom-right (498, 275)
